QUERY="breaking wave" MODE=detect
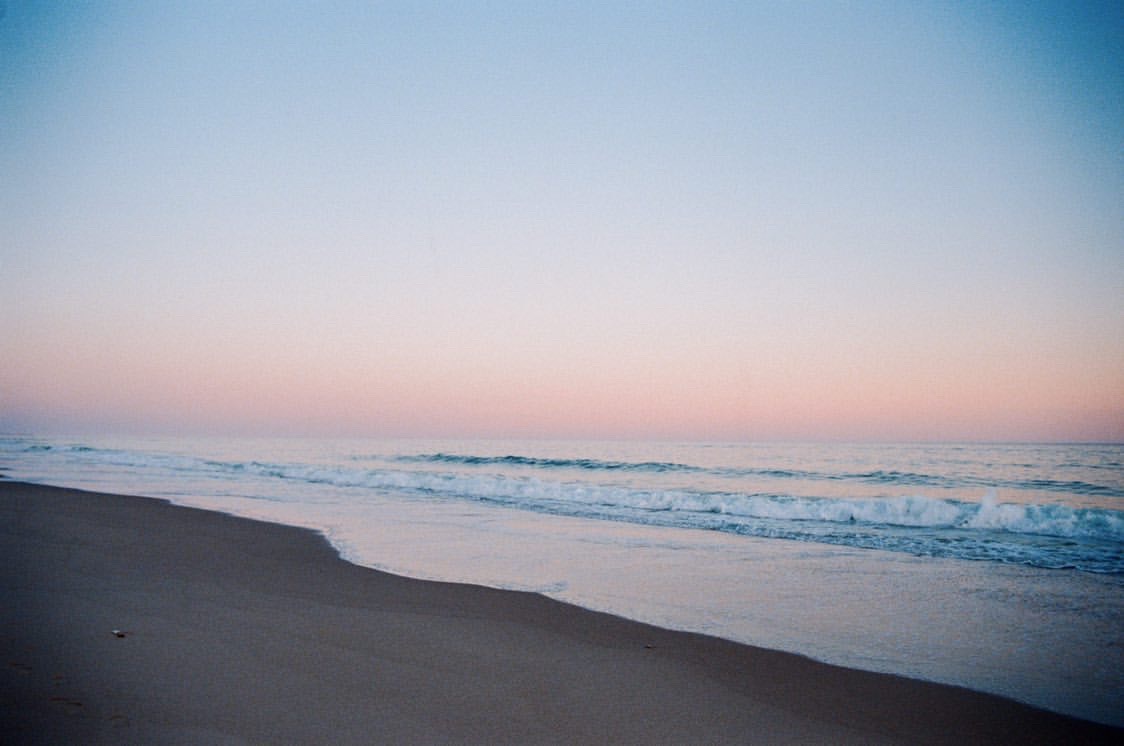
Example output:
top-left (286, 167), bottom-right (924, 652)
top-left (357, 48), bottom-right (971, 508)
top-left (6, 439), bottom-right (1123, 573)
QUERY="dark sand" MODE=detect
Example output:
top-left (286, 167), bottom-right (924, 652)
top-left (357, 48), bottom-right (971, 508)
top-left (1, 481), bottom-right (1118, 745)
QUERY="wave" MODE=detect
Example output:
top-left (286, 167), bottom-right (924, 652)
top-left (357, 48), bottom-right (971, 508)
top-left (18, 443), bottom-right (1123, 541)
top-left (388, 452), bottom-right (1124, 498)
top-left (216, 463), bottom-right (1124, 572)
top-left (8, 439), bottom-right (1123, 573)
top-left (391, 452), bottom-right (705, 473)
top-left (23, 443), bottom-right (1121, 498)
top-left (164, 457), bottom-right (1124, 544)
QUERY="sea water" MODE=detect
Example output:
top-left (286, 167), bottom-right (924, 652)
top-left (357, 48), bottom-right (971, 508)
top-left (1, 435), bottom-right (1121, 725)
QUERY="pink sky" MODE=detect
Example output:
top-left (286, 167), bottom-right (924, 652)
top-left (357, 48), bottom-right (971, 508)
top-left (2, 2), bottom-right (1122, 442)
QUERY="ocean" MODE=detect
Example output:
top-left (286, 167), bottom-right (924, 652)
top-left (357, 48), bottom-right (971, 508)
top-left (2, 435), bottom-right (1121, 725)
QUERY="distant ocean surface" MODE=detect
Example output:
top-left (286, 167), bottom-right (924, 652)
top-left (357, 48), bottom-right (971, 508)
top-left (2, 435), bottom-right (1122, 725)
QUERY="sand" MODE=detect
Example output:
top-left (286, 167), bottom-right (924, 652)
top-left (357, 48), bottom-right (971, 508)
top-left (1, 480), bottom-right (1117, 745)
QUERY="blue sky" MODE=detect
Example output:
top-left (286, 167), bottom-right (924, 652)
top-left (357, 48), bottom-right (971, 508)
top-left (2, 1), bottom-right (1121, 440)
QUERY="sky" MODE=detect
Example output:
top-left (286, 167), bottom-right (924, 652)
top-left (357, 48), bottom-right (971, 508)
top-left (1, 1), bottom-right (1122, 442)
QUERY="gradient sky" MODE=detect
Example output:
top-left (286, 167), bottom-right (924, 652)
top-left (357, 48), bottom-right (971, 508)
top-left (2, 1), bottom-right (1122, 441)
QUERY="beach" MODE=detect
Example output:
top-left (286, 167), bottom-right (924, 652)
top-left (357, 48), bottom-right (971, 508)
top-left (2, 481), bottom-right (1117, 744)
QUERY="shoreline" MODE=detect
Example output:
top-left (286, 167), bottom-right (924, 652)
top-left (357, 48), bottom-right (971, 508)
top-left (2, 480), bottom-right (1118, 744)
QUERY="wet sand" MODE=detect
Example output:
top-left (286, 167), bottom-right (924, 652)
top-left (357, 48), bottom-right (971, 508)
top-left (1, 481), bottom-right (1117, 744)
